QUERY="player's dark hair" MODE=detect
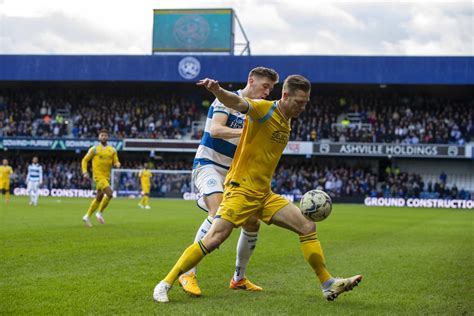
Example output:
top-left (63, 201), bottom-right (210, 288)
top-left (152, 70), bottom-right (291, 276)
top-left (283, 75), bottom-right (311, 95)
top-left (99, 129), bottom-right (109, 135)
top-left (249, 67), bottom-right (279, 83)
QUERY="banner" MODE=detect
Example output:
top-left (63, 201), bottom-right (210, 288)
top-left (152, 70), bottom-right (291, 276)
top-left (124, 139), bottom-right (312, 155)
top-left (0, 138), bottom-right (123, 151)
top-left (1, 137), bottom-right (468, 159)
top-left (14, 188), bottom-right (97, 198)
top-left (283, 142), bottom-right (313, 155)
top-left (364, 197), bottom-right (473, 209)
top-left (124, 139), bottom-right (199, 152)
top-left (314, 143), bottom-right (466, 159)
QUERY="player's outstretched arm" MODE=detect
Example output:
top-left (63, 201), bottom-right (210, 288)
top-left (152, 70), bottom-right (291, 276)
top-left (210, 113), bottom-right (243, 139)
top-left (197, 78), bottom-right (249, 113)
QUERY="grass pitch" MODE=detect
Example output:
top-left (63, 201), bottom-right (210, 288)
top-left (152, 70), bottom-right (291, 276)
top-left (1, 196), bottom-right (473, 315)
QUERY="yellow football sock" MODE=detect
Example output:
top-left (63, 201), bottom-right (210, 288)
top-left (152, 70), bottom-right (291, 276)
top-left (164, 241), bottom-right (210, 285)
top-left (98, 195), bottom-right (111, 212)
top-left (300, 232), bottom-right (332, 284)
top-left (86, 199), bottom-right (100, 217)
top-left (144, 195), bottom-right (149, 206)
top-left (139, 196), bottom-right (145, 205)
top-left (5, 191), bottom-right (10, 202)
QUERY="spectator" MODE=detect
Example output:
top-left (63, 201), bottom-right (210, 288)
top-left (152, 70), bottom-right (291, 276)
top-left (0, 88), bottom-right (472, 143)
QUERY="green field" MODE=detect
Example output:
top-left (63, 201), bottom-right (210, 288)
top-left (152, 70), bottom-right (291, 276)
top-left (1, 197), bottom-right (473, 315)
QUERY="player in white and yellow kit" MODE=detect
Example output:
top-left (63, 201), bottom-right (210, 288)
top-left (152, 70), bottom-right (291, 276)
top-left (0, 159), bottom-right (13, 204)
top-left (81, 129), bottom-right (121, 227)
top-left (138, 165), bottom-right (152, 209)
top-left (154, 75), bottom-right (362, 303)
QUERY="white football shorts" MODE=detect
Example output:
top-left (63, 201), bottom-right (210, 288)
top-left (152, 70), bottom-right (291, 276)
top-left (27, 181), bottom-right (40, 192)
top-left (192, 164), bottom-right (227, 196)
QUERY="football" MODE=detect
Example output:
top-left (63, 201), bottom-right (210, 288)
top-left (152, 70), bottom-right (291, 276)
top-left (299, 189), bottom-right (332, 222)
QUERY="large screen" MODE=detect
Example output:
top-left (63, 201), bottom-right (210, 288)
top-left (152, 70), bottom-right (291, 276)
top-left (152, 9), bottom-right (234, 53)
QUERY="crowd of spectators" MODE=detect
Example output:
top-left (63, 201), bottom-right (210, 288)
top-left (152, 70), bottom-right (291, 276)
top-left (113, 158), bottom-right (192, 195)
top-left (4, 156), bottom-right (471, 199)
top-left (379, 167), bottom-right (472, 200)
top-left (1, 89), bottom-right (472, 144)
top-left (10, 157), bottom-right (89, 190)
top-left (291, 93), bottom-right (473, 144)
top-left (8, 156), bottom-right (193, 194)
top-left (272, 161), bottom-right (377, 197)
top-left (272, 161), bottom-right (471, 200)
top-left (0, 89), bottom-right (201, 139)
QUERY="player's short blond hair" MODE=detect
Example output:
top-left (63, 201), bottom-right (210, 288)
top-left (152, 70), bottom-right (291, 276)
top-left (249, 67), bottom-right (279, 83)
top-left (283, 75), bottom-right (311, 95)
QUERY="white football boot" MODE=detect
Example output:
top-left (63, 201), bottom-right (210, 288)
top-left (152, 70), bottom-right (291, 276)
top-left (153, 280), bottom-right (172, 303)
top-left (322, 275), bottom-right (362, 301)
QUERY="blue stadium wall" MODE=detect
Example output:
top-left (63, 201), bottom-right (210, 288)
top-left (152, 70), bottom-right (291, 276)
top-left (0, 55), bottom-right (473, 84)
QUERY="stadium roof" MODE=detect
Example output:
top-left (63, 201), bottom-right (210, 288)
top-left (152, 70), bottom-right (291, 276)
top-left (1, 55), bottom-right (472, 84)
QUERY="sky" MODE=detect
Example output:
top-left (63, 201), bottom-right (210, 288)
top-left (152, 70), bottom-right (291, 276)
top-left (1, 0), bottom-right (473, 56)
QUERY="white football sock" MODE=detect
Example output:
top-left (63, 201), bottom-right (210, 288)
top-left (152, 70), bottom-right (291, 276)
top-left (34, 190), bottom-right (39, 205)
top-left (185, 216), bottom-right (213, 275)
top-left (233, 229), bottom-right (258, 282)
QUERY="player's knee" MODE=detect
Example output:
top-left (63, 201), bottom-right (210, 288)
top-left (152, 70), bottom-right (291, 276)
top-left (243, 217), bottom-right (260, 232)
top-left (208, 205), bottom-right (219, 218)
top-left (205, 194), bottom-right (223, 217)
top-left (104, 190), bottom-right (113, 198)
top-left (298, 220), bottom-right (316, 235)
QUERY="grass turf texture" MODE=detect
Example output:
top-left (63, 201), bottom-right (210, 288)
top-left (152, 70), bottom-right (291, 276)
top-left (1, 196), bottom-right (473, 315)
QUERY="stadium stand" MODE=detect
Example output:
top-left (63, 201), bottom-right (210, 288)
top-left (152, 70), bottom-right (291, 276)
top-left (1, 88), bottom-right (472, 144)
top-left (291, 92), bottom-right (473, 144)
top-left (0, 88), bottom-right (201, 139)
top-left (1, 56), bottom-right (472, 202)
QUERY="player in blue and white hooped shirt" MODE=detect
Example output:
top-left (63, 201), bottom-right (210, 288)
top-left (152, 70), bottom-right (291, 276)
top-left (177, 67), bottom-right (280, 296)
top-left (26, 156), bottom-right (43, 206)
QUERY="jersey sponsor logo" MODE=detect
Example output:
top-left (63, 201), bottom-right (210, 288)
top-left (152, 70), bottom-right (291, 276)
top-left (178, 57), bottom-right (201, 80)
top-left (270, 130), bottom-right (289, 144)
top-left (227, 116), bottom-right (244, 129)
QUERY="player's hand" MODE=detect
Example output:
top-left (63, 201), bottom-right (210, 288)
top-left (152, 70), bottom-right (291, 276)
top-left (197, 78), bottom-right (220, 93)
top-left (114, 162), bottom-right (121, 168)
top-left (83, 172), bottom-right (90, 180)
